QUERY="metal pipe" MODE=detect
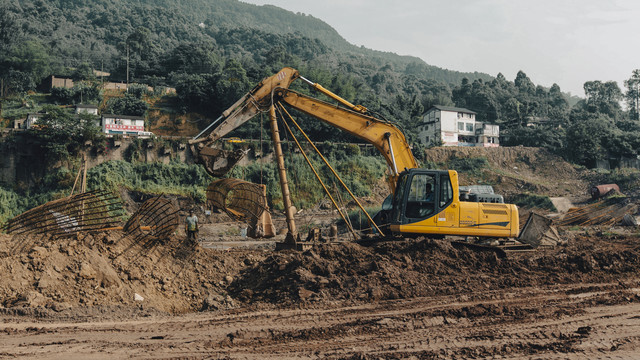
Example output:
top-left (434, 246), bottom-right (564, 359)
top-left (193, 115), bottom-right (223, 140)
top-left (277, 103), bottom-right (359, 241)
top-left (385, 132), bottom-right (399, 175)
top-left (269, 104), bottom-right (297, 242)
top-left (299, 76), bottom-right (368, 113)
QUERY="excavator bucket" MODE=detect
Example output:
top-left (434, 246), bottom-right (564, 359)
top-left (193, 146), bottom-right (248, 177)
top-left (518, 212), bottom-right (559, 248)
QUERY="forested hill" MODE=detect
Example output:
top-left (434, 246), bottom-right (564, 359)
top-left (3, 0), bottom-right (640, 168)
top-left (1, 0), bottom-right (491, 85)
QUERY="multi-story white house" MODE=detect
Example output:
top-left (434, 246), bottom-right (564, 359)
top-left (417, 105), bottom-right (499, 147)
top-left (101, 114), bottom-right (146, 136)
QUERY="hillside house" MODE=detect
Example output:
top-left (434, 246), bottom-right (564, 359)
top-left (101, 114), bottom-right (146, 136)
top-left (24, 113), bottom-right (42, 129)
top-left (13, 118), bottom-right (25, 129)
top-left (75, 104), bottom-right (99, 115)
top-left (102, 82), bottom-right (154, 92)
top-left (417, 105), bottom-right (499, 147)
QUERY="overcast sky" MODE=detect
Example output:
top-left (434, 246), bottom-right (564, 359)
top-left (241, 0), bottom-right (640, 97)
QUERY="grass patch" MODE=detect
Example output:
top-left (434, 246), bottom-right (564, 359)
top-left (443, 156), bottom-right (488, 177)
top-left (229, 153), bottom-right (387, 211)
top-left (87, 160), bottom-right (212, 202)
top-left (592, 168), bottom-right (640, 192)
top-left (509, 193), bottom-right (557, 211)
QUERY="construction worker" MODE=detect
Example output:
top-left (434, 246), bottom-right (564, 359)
top-left (424, 183), bottom-right (434, 202)
top-left (185, 209), bottom-right (199, 241)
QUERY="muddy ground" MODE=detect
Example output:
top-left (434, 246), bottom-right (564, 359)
top-left (1, 225), bottom-right (640, 359)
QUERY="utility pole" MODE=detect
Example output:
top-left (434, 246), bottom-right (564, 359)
top-left (81, 152), bottom-right (87, 194)
top-left (126, 43), bottom-right (129, 88)
top-left (636, 81), bottom-right (640, 120)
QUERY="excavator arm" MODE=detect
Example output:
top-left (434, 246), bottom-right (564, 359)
top-left (188, 68), bottom-right (300, 176)
top-left (190, 67), bottom-right (300, 146)
top-left (276, 89), bottom-right (418, 192)
top-left (191, 67), bottom-right (418, 192)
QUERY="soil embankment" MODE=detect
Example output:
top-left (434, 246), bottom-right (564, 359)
top-left (425, 146), bottom-right (589, 198)
top-left (1, 228), bottom-right (639, 316)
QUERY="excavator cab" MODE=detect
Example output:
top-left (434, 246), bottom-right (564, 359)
top-left (391, 169), bottom-right (454, 226)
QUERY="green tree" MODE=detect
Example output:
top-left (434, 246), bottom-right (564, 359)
top-left (72, 62), bottom-right (97, 82)
top-left (164, 42), bottom-right (222, 74)
top-left (566, 113), bottom-right (613, 166)
top-left (624, 69), bottom-right (640, 120)
top-left (27, 105), bottom-right (103, 161)
top-left (50, 87), bottom-right (75, 104)
top-left (106, 94), bottom-right (149, 116)
top-left (514, 71), bottom-right (535, 95)
top-left (0, 5), bottom-right (21, 97)
top-left (1, 40), bottom-right (50, 94)
top-left (583, 80), bottom-right (622, 119)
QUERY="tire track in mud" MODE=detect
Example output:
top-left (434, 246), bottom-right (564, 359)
top-left (2, 284), bottom-right (639, 359)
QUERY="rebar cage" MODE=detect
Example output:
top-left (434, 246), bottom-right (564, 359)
top-left (206, 178), bottom-right (268, 221)
top-left (123, 197), bottom-right (180, 242)
top-left (3, 189), bottom-right (125, 238)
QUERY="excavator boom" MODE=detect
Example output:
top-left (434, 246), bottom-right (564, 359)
top-left (190, 67), bottom-right (300, 146)
top-left (277, 89), bottom-right (417, 192)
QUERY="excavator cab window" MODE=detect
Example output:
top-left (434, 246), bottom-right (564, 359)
top-left (404, 173), bottom-right (437, 219)
top-left (439, 173), bottom-right (453, 209)
top-left (392, 170), bottom-right (454, 225)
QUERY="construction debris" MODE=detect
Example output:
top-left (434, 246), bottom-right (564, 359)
top-left (558, 196), bottom-right (637, 227)
top-left (2, 189), bottom-right (124, 238)
top-left (590, 184), bottom-right (620, 199)
top-left (206, 178), bottom-right (275, 238)
top-left (123, 197), bottom-right (180, 242)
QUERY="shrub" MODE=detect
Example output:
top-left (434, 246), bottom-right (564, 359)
top-left (337, 206), bottom-right (382, 230)
top-left (447, 156), bottom-right (489, 173)
top-left (86, 160), bottom-right (212, 202)
top-left (509, 193), bottom-right (557, 211)
top-left (127, 84), bottom-right (152, 99)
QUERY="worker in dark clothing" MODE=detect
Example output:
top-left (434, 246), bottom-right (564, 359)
top-left (185, 210), bottom-right (199, 241)
top-left (424, 183), bottom-right (434, 202)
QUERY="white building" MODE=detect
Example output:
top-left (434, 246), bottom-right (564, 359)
top-left (417, 105), bottom-right (499, 147)
top-left (101, 114), bottom-right (146, 136)
top-left (75, 104), bottom-right (99, 115)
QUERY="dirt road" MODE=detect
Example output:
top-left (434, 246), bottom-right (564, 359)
top-left (2, 281), bottom-right (639, 359)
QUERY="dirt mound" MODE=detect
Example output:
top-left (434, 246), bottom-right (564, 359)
top-left (2, 227), bottom-right (639, 317)
top-left (424, 147), bottom-right (589, 198)
top-left (0, 232), bottom-right (265, 316)
top-left (229, 234), bottom-right (640, 306)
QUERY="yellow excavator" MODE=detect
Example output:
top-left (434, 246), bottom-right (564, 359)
top-left (190, 67), bottom-right (523, 246)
